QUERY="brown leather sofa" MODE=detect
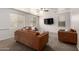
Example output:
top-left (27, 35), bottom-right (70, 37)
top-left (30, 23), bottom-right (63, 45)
top-left (14, 29), bottom-right (49, 50)
top-left (58, 29), bottom-right (77, 44)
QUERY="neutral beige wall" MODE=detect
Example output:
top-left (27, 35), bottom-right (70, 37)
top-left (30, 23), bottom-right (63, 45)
top-left (0, 8), bottom-right (39, 40)
top-left (70, 10), bottom-right (79, 50)
top-left (39, 9), bottom-right (71, 33)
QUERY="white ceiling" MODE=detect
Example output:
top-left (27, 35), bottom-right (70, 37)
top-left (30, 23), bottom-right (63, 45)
top-left (14, 8), bottom-right (41, 16)
top-left (14, 8), bottom-right (73, 16)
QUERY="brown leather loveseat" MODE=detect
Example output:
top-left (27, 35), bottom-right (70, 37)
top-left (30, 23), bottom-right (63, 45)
top-left (15, 29), bottom-right (49, 50)
top-left (58, 29), bottom-right (77, 44)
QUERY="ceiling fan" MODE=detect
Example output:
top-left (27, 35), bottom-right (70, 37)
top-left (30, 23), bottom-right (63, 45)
top-left (40, 8), bottom-right (49, 12)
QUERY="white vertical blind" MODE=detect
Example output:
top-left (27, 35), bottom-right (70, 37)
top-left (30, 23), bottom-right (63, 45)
top-left (10, 13), bottom-right (26, 29)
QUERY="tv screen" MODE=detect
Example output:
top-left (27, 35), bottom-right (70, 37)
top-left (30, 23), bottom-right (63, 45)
top-left (44, 18), bottom-right (54, 25)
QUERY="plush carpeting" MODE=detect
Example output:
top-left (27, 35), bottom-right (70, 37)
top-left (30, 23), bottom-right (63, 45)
top-left (0, 33), bottom-right (78, 51)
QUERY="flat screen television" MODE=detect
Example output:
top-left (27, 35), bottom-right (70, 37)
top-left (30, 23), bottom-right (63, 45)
top-left (44, 18), bottom-right (54, 25)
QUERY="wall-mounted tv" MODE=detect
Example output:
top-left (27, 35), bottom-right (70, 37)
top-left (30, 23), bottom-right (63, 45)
top-left (44, 18), bottom-right (54, 25)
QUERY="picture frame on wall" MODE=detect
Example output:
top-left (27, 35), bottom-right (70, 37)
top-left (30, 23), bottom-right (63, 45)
top-left (58, 21), bottom-right (66, 27)
top-left (58, 13), bottom-right (66, 27)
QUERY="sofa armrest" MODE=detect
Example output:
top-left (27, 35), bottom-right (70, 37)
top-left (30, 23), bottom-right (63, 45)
top-left (37, 32), bottom-right (49, 44)
top-left (37, 32), bottom-right (48, 37)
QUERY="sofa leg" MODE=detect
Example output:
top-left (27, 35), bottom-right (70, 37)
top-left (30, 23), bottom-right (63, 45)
top-left (15, 40), bottom-right (19, 43)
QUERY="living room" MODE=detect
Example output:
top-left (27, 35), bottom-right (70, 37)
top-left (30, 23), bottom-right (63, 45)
top-left (0, 8), bottom-right (79, 51)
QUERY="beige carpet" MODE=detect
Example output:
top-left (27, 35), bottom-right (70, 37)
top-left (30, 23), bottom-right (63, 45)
top-left (0, 33), bottom-right (78, 51)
